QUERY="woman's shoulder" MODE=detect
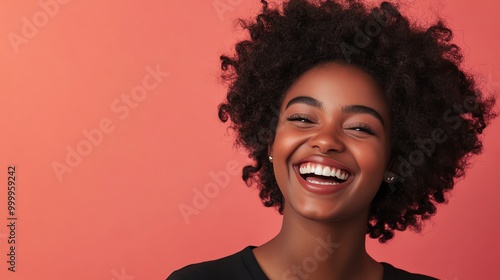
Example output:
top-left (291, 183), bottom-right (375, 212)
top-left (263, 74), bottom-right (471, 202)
top-left (381, 262), bottom-right (438, 280)
top-left (166, 246), bottom-right (267, 280)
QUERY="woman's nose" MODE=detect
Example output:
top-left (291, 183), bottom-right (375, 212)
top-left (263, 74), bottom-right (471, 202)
top-left (308, 125), bottom-right (345, 154)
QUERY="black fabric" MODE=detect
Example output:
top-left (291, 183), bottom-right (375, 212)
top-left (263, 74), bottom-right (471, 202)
top-left (167, 246), bottom-right (437, 280)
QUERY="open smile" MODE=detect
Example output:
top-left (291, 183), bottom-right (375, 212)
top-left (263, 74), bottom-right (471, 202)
top-left (299, 162), bottom-right (350, 184)
top-left (293, 156), bottom-right (354, 195)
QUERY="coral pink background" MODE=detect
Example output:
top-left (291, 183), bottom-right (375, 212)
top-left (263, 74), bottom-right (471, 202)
top-left (0, 0), bottom-right (499, 279)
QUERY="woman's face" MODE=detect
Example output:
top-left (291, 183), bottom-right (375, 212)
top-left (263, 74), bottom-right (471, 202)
top-left (270, 62), bottom-right (391, 222)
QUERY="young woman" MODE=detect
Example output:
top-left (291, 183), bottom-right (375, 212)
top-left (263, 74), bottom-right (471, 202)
top-left (168, 0), bottom-right (496, 279)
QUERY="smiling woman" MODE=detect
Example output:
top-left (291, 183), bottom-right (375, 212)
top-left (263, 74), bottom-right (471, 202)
top-left (167, 0), bottom-right (496, 279)
top-left (270, 63), bottom-right (391, 226)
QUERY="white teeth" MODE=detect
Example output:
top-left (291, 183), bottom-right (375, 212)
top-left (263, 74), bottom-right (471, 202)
top-left (314, 165), bottom-right (323, 175)
top-left (322, 166), bottom-right (331, 176)
top-left (298, 162), bottom-right (350, 180)
top-left (306, 179), bottom-right (339, 185)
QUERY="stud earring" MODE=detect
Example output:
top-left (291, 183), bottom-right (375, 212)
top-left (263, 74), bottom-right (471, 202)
top-left (383, 171), bottom-right (397, 183)
top-left (269, 156), bottom-right (273, 162)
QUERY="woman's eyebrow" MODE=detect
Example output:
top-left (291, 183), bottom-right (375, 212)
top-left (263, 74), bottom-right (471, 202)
top-left (285, 96), bottom-right (323, 110)
top-left (342, 105), bottom-right (385, 126)
top-left (285, 96), bottom-right (384, 126)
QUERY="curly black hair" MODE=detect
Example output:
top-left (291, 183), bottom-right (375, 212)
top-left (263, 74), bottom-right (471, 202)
top-left (217, 0), bottom-right (496, 243)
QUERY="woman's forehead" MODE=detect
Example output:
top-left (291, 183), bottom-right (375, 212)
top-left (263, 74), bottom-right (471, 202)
top-left (280, 62), bottom-right (388, 113)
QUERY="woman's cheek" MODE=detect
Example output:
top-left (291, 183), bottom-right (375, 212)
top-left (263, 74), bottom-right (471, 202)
top-left (351, 143), bottom-right (385, 173)
top-left (273, 128), bottom-right (309, 157)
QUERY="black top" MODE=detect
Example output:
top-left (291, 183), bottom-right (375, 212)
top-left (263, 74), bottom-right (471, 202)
top-left (167, 246), bottom-right (437, 280)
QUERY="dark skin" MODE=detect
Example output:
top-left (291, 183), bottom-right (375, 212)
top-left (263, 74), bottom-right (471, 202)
top-left (252, 62), bottom-right (393, 280)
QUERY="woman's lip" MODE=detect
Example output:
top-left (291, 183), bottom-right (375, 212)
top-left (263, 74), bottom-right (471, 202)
top-left (293, 165), bottom-right (353, 195)
top-left (293, 155), bottom-right (353, 175)
top-left (292, 155), bottom-right (354, 195)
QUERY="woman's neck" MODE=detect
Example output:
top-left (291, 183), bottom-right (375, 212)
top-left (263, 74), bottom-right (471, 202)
top-left (252, 207), bottom-right (383, 280)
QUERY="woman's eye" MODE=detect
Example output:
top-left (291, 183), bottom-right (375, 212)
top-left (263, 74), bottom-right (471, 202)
top-left (286, 115), bottom-right (314, 123)
top-left (347, 124), bottom-right (375, 135)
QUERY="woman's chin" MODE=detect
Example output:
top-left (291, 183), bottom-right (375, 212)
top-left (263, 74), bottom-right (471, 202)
top-left (286, 201), bottom-right (347, 223)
